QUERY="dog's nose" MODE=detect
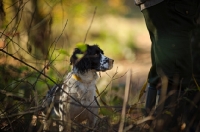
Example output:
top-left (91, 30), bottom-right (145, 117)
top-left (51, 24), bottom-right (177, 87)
top-left (109, 59), bottom-right (114, 65)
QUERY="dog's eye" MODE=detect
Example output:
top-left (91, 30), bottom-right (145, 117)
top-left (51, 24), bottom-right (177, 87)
top-left (94, 54), bottom-right (99, 57)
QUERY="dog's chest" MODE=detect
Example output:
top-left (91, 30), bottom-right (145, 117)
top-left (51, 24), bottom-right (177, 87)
top-left (78, 83), bottom-right (96, 101)
top-left (63, 78), bottom-right (96, 104)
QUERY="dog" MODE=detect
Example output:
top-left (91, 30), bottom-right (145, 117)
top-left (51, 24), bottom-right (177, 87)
top-left (42, 44), bottom-right (114, 131)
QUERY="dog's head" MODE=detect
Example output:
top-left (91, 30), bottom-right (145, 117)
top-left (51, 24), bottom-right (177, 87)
top-left (70, 44), bottom-right (114, 73)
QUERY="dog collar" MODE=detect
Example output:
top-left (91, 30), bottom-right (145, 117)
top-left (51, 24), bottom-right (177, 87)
top-left (72, 74), bottom-right (82, 82)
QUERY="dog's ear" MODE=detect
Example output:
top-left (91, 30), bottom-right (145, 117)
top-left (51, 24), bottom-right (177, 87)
top-left (70, 48), bottom-right (81, 65)
top-left (70, 46), bottom-right (93, 73)
top-left (70, 53), bottom-right (76, 65)
top-left (70, 46), bottom-right (88, 64)
top-left (70, 57), bottom-right (75, 65)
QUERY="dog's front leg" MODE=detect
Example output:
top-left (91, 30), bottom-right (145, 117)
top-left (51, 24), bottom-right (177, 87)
top-left (59, 94), bottom-right (73, 132)
top-left (58, 91), bottom-right (65, 132)
top-left (88, 118), bottom-right (97, 128)
top-left (88, 107), bottom-right (98, 129)
top-left (59, 104), bottom-right (73, 132)
top-left (43, 118), bottom-right (52, 131)
top-left (41, 109), bottom-right (53, 131)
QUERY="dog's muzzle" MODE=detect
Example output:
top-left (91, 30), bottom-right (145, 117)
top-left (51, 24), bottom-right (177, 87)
top-left (98, 54), bottom-right (114, 71)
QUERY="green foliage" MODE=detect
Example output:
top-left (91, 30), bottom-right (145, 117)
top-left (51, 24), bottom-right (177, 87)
top-left (99, 85), bottom-right (124, 123)
top-left (76, 42), bottom-right (87, 52)
top-left (58, 49), bottom-right (70, 56)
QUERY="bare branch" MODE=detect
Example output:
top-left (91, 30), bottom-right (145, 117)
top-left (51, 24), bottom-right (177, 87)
top-left (0, 0), bottom-right (5, 23)
top-left (0, 109), bottom-right (42, 119)
top-left (119, 70), bottom-right (132, 131)
top-left (83, 6), bottom-right (97, 43)
top-left (0, 90), bottom-right (31, 103)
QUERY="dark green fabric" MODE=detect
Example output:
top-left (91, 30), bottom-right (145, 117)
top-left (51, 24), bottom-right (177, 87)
top-left (191, 25), bottom-right (200, 84)
top-left (141, 0), bottom-right (200, 130)
top-left (142, 0), bottom-right (200, 88)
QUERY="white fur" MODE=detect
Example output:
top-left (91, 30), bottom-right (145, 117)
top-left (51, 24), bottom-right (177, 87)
top-left (100, 54), bottom-right (113, 71)
top-left (58, 70), bottom-right (99, 131)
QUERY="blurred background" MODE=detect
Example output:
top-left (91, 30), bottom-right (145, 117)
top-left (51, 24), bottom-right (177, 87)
top-left (0, 0), bottom-right (153, 131)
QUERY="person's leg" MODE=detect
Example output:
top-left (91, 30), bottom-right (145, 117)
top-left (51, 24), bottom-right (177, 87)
top-left (153, 0), bottom-right (199, 129)
top-left (145, 39), bottom-right (160, 115)
top-left (142, 0), bottom-right (199, 130)
top-left (142, 5), bottom-right (162, 117)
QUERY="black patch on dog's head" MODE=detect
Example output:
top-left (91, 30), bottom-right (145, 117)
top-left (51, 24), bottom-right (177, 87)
top-left (70, 44), bottom-right (104, 73)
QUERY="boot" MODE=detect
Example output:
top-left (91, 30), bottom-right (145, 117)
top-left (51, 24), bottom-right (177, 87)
top-left (145, 86), bottom-right (157, 115)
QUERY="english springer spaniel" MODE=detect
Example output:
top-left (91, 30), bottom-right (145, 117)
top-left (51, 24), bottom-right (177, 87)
top-left (42, 44), bottom-right (114, 131)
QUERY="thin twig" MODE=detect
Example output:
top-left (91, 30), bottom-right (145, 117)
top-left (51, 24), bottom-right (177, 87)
top-left (119, 70), bottom-right (132, 132)
top-left (0, 105), bottom-right (14, 132)
top-left (0, 0), bottom-right (29, 38)
top-left (0, 108), bottom-right (43, 119)
top-left (0, 90), bottom-right (30, 103)
top-left (83, 6), bottom-right (97, 43)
